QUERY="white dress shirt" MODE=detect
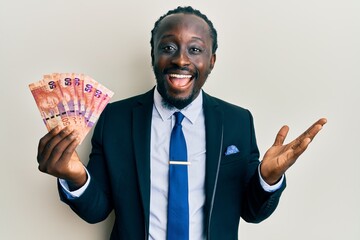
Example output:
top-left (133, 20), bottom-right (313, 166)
top-left (149, 88), bottom-right (207, 239)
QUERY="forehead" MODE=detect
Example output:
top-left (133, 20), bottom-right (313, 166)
top-left (154, 13), bottom-right (211, 43)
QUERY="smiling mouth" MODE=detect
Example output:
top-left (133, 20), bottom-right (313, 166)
top-left (168, 73), bottom-right (193, 88)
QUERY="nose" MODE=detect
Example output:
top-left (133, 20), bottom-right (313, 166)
top-left (171, 49), bottom-right (190, 67)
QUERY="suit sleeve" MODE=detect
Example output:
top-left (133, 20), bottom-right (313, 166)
top-left (58, 105), bottom-right (114, 224)
top-left (240, 110), bottom-right (286, 223)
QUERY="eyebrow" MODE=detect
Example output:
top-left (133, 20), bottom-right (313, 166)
top-left (191, 36), bottom-right (205, 44)
top-left (160, 34), bottom-right (205, 44)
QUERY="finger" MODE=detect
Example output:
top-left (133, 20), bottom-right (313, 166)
top-left (57, 133), bottom-right (81, 165)
top-left (308, 118), bottom-right (327, 140)
top-left (317, 118), bottom-right (327, 126)
top-left (48, 135), bottom-right (81, 178)
top-left (273, 125), bottom-right (289, 146)
top-left (289, 120), bottom-right (324, 154)
top-left (37, 125), bottom-right (62, 157)
top-left (46, 129), bottom-right (79, 165)
top-left (38, 129), bottom-right (79, 175)
top-left (289, 137), bottom-right (312, 160)
top-left (289, 122), bottom-right (325, 161)
top-left (38, 126), bottom-right (75, 165)
top-left (297, 118), bottom-right (327, 143)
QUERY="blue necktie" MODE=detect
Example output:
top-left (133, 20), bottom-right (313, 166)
top-left (167, 112), bottom-right (189, 240)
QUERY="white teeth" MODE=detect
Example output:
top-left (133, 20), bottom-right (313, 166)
top-left (169, 74), bottom-right (192, 79)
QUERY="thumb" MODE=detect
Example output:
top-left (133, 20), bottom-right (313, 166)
top-left (273, 125), bottom-right (289, 146)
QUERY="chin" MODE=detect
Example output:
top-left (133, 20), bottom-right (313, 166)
top-left (163, 90), bottom-right (199, 109)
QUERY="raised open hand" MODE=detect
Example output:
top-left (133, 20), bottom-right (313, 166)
top-left (37, 125), bottom-right (87, 189)
top-left (260, 118), bottom-right (327, 185)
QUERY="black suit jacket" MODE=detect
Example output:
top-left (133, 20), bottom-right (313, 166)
top-left (60, 88), bottom-right (286, 240)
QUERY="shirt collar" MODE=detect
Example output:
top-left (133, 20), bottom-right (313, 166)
top-left (153, 87), bottom-right (203, 124)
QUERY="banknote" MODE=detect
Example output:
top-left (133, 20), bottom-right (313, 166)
top-left (86, 84), bottom-right (114, 128)
top-left (73, 73), bottom-right (86, 128)
top-left (83, 84), bottom-right (114, 137)
top-left (83, 75), bottom-right (99, 123)
top-left (29, 73), bottom-right (114, 142)
top-left (73, 73), bottom-right (84, 115)
top-left (29, 80), bottom-right (63, 131)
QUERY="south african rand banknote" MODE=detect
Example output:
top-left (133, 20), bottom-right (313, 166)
top-left (29, 73), bottom-right (114, 142)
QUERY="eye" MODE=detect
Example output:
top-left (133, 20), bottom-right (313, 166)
top-left (189, 47), bottom-right (203, 54)
top-left (161, 45), bottom-right (177, 53)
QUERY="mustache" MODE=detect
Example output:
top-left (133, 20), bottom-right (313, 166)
top-left (164, 66), bottom-right (192, 73)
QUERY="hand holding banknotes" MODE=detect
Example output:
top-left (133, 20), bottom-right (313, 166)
top-left (37, 125), bottom-right (87, 189)
top-left (30, 73), bottom-right (114, 189)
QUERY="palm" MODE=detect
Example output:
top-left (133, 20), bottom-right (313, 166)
top-left (263, 144), bottom-right (294, 170)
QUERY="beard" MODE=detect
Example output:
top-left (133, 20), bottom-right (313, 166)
top-left (156, 81), bottom-right (197, 110)
top-left (153, 65), bottom-right (202, 110)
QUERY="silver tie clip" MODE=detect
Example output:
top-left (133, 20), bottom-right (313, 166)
top-left (169, 161), bottom-right (191, 165)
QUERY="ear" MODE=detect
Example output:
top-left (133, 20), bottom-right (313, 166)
top-left (210, 53), bottom-right (216, 70)
top-left (209, 53), bottom-right (216, 71)
top-left (151, 49), bottom-right (155, 67)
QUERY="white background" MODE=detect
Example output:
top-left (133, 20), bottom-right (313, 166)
top-left (1, 0), bottom-right (359, 239)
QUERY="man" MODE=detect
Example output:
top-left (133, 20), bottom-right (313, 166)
top-left (37, 6), bottom-right (327, 240)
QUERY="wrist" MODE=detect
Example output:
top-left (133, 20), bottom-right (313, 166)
top-left (67, 171), bottom-right (87, 191)
top-left (260, 162), bottom-right (282, 186)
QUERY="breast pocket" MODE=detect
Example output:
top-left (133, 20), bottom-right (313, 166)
top-left (220, 152), bottom-right (246, 166)
top-left (219, 152), bottom-right (248, 184)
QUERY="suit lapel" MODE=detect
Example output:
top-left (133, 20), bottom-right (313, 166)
top-left (132, 88), bottom-right (154, 235)
top-left (203, 92), bottom-right (224, 233)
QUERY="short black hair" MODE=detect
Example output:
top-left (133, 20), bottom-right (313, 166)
top-left (150, 6), bottom-right (218, 66)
